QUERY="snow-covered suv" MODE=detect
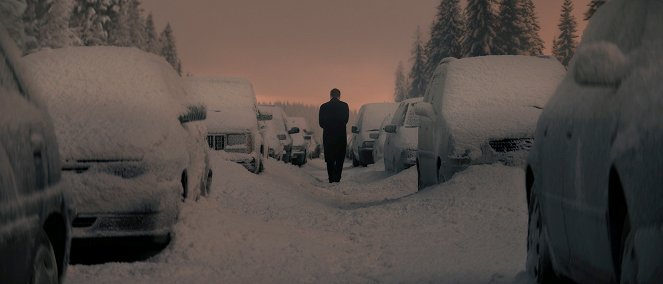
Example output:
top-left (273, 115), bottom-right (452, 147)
top-left (0, 25), bottom-right (73, 283)
top-left (416, 56), bottom-right (565, 190)
top-left (24, 47), bottom-right (210, 244)
top-left (525, 0), bottom-right (663, 282)
top-left (188, 77), bottom-right (264, 174)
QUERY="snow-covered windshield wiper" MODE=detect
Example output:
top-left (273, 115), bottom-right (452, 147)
top-left (530, 105), bottom-right (543, 110)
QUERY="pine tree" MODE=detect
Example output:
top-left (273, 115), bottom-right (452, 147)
top-left (0, 0), bottom-right (32, 51)
top-left (584, 0), bottom-right (606, 21)
top-left (107, 0), bottom-right (131, 46)
top-left (144, 13), bottom-right (159, 53)
top-left (519, 0), bottom-right (544, 55)
top-left (552, 0), bottom-right (578, 66)
top-left (128, 0), bottom-right (145, 49)
top-left (463, 0), bottom-right (497, 57)
top-left (495, 0), bottom-right (526, 55)
top-left (70, 0), bottom-right (115, 46)
top-left (425, 0), bottom-right (464, 81)
top-left (160, 23), bottom-right (182, 75)
top-left (394, 62), bottom-right (407, 102)
top-left (407, 28), bottom-right (427, 99)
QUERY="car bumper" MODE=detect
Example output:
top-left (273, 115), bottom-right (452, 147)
top-left (291, 151), bottom-right (307, 164)
top-left (358, 147), bottom-right (375, 164)
top-left (62, 172), bottom-right (180, 239)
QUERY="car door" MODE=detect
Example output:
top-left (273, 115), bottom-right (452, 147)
top-left (536, 84), bottom-right (575, 272)
top-left (386, 102), bottom-right (407, 170)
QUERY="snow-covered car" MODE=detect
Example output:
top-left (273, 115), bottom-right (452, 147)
top-left (350, 102), bottom-right (398, 167)
top-left (257, 105), bottom-right (292, 161)
top-left (525, 1), bottom-right (663, 282)
top-left (415, 56), bottom-right (565, 190)
top-left (286, 117), bottom-right (311, 167)
top-left (188, 77), bottom-right (264, 174)
top-left (23, 47), bottom-right (210, 244)
top-left (372, 113), bottom-right (393, 163)
top-left (0, 25), bottom-right (73, 284)
top-left (383, 97), bottom-right (422, 173)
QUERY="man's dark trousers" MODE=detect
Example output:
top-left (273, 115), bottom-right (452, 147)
top-left (319, 97), bottom-right (349, 183)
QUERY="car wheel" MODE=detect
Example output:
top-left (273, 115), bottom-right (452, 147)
top-left (203, 170), bottom-right (213, 196)
top-left (417, 161), bottom-right (423, 191)
top-left (526, 192), bottom-right (556, 283)
top-left (352, 156), bottom-right (359, 167)
top-left (181, 172), bottom-right (188, 201)
top-left (620, 216), bottom-right (637, 283)
top-left (31, 229), bottom-right (58, 284)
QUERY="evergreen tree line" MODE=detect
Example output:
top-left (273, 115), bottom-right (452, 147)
top-left (1, 0), bottom-right (183, 75)
top-left (395, 0), bottom-right (604, 102)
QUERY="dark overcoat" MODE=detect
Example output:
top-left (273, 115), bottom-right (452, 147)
top-left (319, 97), bottom-right (349, 162)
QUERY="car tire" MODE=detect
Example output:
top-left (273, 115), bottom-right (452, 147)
top-left (526, 191), bottom-right (556, 283)
top-left (620, 216), bottom-right (637, 284)
top-left (203, 170), bottom-right (212, 196)
top-left (352, 156), bottom-right (359, 167)
top-left (416, 161), bottom-right (423, 191)
top-left (31, 229), bottom-right (59, 284)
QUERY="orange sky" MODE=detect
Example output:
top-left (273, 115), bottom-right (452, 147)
top-left (142, 0), bottom-right (591, 111)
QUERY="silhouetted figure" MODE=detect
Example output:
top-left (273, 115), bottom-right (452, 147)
top-left (319, 88), bottom-right (349, 183)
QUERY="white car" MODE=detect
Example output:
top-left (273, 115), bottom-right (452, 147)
top-left (23, 47), bottom-right (210, 243)
top-left (350, 103), bottom-right (398, 167)
top-left (416, 56), bottom-right (565, 190)
top-left (0, 24), bottom-right (73, 283)
top-left (383, 97), bottom-right (422, 173)
top-left (525, 0), bottom-right (663, 282)
top-left (286, 117), bottom-right (311, 167)
top-left (188, 77), bottom-right (264, 174)
top-left (257, 105), bottom-right (292, 161)
top-left (372, 113), bottom-right (393, 163)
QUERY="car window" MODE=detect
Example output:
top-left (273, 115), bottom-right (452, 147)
top-left (390, 103), bottom-right (407, 126)
top-left (0, 47), bottom-right (24, 99)
top-left (428, 64), bottom-right (449, 112)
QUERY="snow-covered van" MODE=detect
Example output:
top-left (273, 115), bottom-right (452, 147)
top-left (415, 56), bottom-right (565, 190)
top-left (187, 77), bottom-right (264, 173)
top-left (0, 24), bottom-right (73, 283)
top-left (350, 103), bottom-right (398, 167)
top-left (23, 47), bottom-right (210, 244)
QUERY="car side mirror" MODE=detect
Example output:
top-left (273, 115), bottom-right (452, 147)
top-left (384, 124), bottom-right (397, 134)
top-left (277, 134), bottom-right (287, 140)
top-left (414, 102), bottom-right (434, 119)
top-left (303, 135), bottom-right (311, 140)
top-left (288, 127), bottom-right (300, 134)
top-left (179, 104), bottom-right (207, 123)
top-left (573, 42), bottom-right (629, 87)
top-left (351, 126), bottom-right (359, 134)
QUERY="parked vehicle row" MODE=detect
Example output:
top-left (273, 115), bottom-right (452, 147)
top-left (349, 102), bottom-right (397, 167)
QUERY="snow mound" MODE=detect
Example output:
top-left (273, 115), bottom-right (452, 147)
top-left (186, 76), bottom-right (258, 132)
top-left (441, 55), bottom-right (566, 153)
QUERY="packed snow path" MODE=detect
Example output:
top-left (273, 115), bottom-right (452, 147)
top-left (67, 153), bottom-right (532, 283)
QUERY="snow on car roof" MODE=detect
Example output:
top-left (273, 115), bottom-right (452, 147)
top-left (287, 117), bottom-right (310, 131)
top-left (438, 55), bottom-right (566, 151)
top-left (358, 103), bottom-right (398, 131)
top-left (186, 76), bottom-right (259, 132)
top-left (22, 46), bottom-right (188, 161)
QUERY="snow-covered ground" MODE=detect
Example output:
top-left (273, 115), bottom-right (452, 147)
top-left (66, 153), bottom-right (532, 284)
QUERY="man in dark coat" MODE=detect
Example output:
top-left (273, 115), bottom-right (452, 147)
top-left (319, 88), bottom-right (349, 183)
